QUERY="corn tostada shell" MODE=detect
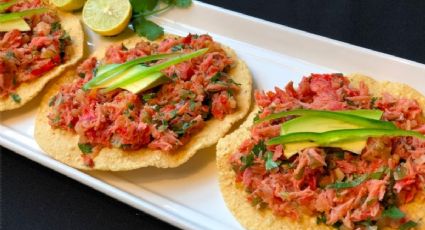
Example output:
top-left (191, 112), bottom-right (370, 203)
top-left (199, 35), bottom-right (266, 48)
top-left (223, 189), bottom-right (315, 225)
top-left (34, 34), bottom-right (253, 171)
top-left (216, 74), bottom-right (425, 230)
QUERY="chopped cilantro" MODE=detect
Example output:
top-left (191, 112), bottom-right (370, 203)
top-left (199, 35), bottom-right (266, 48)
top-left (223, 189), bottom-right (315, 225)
top-left (399, 221), bottom-right (417, 230)
top-left (170, 110), bottom-right (177, 119)
top-left (158, 119), bottom-right (169, 131)
top-left (171, 44), bottom-right (184, 52)
top-left (251, 196), bottom-right (262, 206)
top-left (58, 32), bottom-right (70, 59)
top-left (394, 164), bottom-right (407, 180)
top-left (78, 72), bottom-right (86, 78)
top-left (252, 140), bottom-right (266, 157)
top-left (382, 206), bottom-right (405, 219)
top-left (142, 93), bottom-right (156, 101)
top-left (334, 151), bottom-right (345, 159)
top-left (52, 115), bottom-right (61, 124)
top-left (329, 167), bottom-right (388, 190)
top-left (327, 173), bottom-right (369, 189)
top-left (332, 221), bottom-right (343, 229)
top-left (264, 151), bottom-right (280, 171)
top-left (253, 113), bottom-right (260, 122)
top-left (369, 166), bottom-right (389, 179)
top-left (189, 100), bottom-right (196, 111)
top-left (121, 144), bottom-right (132, 149)
top-left (48, 96), bottom-right (57, 107)
top-left (51, 21), bottom-right (61, 32)
top-left (346, 99), bottom-right (356, 106)
top-left (357, 218), bottom-right (374, 227)
top-left (78, 143), bottom-right (93, 154)
top-left (174, 120), bottom-right (193, 136)
top-left (210, 72), bottom-right (221, 83)
top-left (228, 78), bottom-right (241, 86)
top-left (227, 89), bottom-right (234, 97)
top-left (240, 153), bottom-right (254, 170)
top-left (127, 103), bottom-right (135, 110)
top-left (10, 93), bottom-right (21, 103)
top-left (316, 214), bottom-right (327, 225)
top-left (5, 51), bottom-right (15, 59)
top-left (371, 97), bottom-right (379, 108)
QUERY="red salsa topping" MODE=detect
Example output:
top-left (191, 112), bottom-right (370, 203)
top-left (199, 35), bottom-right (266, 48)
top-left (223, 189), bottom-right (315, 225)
top-left (48, 34), bottom-right (240, 163)
top-left (230, 74), bottom-right (425, 229)
top-left (0, 0), bottom-right (71, 101)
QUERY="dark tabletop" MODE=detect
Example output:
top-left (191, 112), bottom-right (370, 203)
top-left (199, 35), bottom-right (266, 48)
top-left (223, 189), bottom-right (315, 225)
top-left (2, 1), bottom-right (425, 229)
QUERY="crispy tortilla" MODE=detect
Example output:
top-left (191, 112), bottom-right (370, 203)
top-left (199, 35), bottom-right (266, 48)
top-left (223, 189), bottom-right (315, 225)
top-left (0, 9), bottom-right (84, 111)
top-left (34, 34), bottom-right (253, 171)
top-left (216, 74), bottom-right (425, 230)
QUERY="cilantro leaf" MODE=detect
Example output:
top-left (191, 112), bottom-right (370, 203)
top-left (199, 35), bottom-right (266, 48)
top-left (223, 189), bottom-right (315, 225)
top-left (78, 143), bottom-right (93, 154)
top-left (175, 0), bottom-right (192, 8)
top-left (264, 151), bottom-right (279, 171)
top-left (132, 17), bottom-right (164, 41)
top-left (10, 93), bottom-right (21, 103)
top-left (399, 221), bottom-right (417, 230)
top-left (252, 140), bottom-right (266, 156)
top-left (382, 206), bottom-right (405, 219)
top-left (173, 120), bottom-right (193, 136)
top-left (316, 214), bottom-right (327, 225)
top-left (240, 153), bottom-right (254, 170)
top-left (51, 21), bottom-right (61, 32)
top-left (327, 173), bottom-right (369, 189)
top-left (142, 92), bottom-right (156, 101)
top-left (210, 72), bottom-right (221, 83)
top-left (172, 44), bottom-right (183, 52)
top-left (130, 0), bottom-right (159, 13)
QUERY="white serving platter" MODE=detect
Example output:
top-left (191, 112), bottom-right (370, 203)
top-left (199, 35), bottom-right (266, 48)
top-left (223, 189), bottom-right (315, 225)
top-left (1, 1), bottom-right (425, 229)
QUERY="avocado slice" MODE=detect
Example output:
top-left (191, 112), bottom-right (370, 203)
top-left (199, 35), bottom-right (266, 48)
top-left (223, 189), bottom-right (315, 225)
top-left (94, 64), bottom-right (169, 94)
top-left (280, 110), bottom-right (383, 157)
top-left (0, 0), bottom-right (18, 13)
top-left (0, 18), bottom-right (30, 32)
top-left (281, 109), bottom-right (383, 135)
top-left (257, 109), bottom-right (394, 130)
top-left (270, 128), bottom-right (424, 158)
top-left (121, 72), bottom-right (169, 94)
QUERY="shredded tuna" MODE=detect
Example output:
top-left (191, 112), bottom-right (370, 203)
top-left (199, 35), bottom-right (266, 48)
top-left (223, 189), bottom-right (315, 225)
top-left (230, 74), bottom-right (425, 229)
top-left (0, 0), bottom-right (71, 98)
top-left (48, 34), bottom-right (240, 163)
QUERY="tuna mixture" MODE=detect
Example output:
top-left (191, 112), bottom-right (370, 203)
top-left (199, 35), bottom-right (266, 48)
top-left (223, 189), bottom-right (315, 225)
top-left (48, 34), bottom-right (240, 166)
top-left (0, 0), bottom-right (71, 100)
top-left (230, 74), bottom-right (425, 229)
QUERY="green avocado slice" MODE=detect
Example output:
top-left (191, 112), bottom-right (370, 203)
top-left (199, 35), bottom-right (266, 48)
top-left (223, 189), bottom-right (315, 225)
top-left (268, 128), bottom-right (425, 146)
top-left (256, 109), bottom-right (395, 130)
top-left (281, 109), bottom-right (383, 135)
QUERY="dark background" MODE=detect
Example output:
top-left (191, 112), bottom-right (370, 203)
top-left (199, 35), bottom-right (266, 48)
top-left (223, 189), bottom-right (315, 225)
top-left (2, 0), bottom-right (425, 229)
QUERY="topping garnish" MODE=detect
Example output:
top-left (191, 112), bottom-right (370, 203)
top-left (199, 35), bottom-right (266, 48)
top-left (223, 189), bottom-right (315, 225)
top-left (229, 74), bottom-right (425, 229)
top-left (256, 109), bottom-right (395, 130)
top-left (48, 34), bottom-right (239, 163)
top-left (0, 0), bottom-right (18, 13)
top-left (83, 52), bottom-right (181, 90)
top-left (0, 8), bottom-right (48, 23)
top-left (83, 48), bottom-right (208, 94)
top-left (130, 0), bottom-right (192, 40)
top-left (267, 128), bottom-right (425, 145)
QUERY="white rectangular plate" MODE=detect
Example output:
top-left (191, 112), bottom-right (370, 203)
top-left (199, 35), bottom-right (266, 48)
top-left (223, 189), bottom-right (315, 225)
top-left (1, 1), bottom-right (425, 229)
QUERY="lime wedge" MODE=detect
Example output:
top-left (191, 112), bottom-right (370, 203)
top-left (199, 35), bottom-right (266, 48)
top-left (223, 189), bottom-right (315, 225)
top-left (82, 0), bottom-right (131, 36)
top-left (50, 0), bottom-right (86, 11)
